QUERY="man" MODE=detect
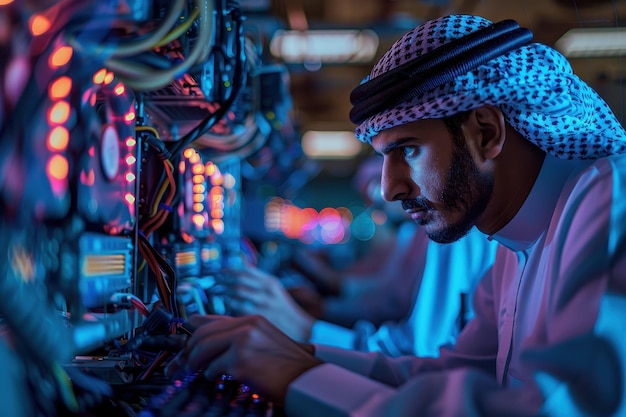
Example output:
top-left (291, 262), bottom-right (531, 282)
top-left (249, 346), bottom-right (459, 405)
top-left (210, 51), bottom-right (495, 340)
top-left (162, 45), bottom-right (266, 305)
top-left (167, 15), bottom-right (626, 416)
top-left (224, 224), bottom-right (497, 358)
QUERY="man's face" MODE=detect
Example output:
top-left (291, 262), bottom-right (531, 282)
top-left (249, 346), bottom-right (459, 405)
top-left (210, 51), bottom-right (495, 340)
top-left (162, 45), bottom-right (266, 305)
top-left (371, 117), bottom-right (494, 243)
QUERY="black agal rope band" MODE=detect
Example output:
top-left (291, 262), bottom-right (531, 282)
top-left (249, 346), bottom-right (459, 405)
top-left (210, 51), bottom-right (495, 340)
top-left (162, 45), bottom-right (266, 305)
top-left (349, 19), bottom-right (533, 125)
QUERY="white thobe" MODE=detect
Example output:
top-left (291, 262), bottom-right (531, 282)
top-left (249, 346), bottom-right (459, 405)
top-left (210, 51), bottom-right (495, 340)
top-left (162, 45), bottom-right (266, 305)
top-left (285, 153), bottom-right (626, 417)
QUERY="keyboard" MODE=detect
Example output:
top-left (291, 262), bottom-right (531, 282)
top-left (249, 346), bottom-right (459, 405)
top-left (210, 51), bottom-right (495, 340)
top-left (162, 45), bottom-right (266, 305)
top-left (137, 372), bottom-right (276, 417)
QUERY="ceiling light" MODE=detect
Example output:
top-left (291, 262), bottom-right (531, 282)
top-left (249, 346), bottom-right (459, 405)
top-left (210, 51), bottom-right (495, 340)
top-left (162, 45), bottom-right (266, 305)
top-left (555, 27), bottom-right (626, 58)
top-left (270, 29), bottom-right (379, 64)
top-left (301, 130), bottom-right (362, 159)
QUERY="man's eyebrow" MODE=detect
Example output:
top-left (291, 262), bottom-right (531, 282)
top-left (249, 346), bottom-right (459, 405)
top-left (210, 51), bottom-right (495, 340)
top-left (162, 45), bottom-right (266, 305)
top-left (378, 137), bottom-right (415, 155)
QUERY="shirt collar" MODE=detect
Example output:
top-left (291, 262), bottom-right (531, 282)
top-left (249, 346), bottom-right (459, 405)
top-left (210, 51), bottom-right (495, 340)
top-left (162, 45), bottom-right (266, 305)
top-left (489, 154), bottom-right (592, 252)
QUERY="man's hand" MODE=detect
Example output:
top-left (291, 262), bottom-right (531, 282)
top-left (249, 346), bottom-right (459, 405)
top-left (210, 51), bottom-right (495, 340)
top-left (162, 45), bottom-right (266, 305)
top-left (224, 266), bottom-right (316, 342)
top-left (166, 314), bottom-right (322, 404)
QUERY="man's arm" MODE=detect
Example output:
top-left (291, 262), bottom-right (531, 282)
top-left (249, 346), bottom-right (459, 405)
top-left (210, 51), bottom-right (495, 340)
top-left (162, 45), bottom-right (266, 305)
top-left (287, 362), bottom-right (542, 417)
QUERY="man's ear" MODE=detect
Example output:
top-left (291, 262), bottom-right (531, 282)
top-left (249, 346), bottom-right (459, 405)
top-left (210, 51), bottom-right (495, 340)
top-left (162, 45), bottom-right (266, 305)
top-left (463, 105), bottom-right (506, 161)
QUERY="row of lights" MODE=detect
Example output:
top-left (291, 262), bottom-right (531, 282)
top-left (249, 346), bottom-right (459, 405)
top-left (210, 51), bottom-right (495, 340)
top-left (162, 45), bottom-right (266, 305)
top-left (264, 197), bottom-right (390, 245)
top-left (44, 41), bottom-right (75, 198)
top-left (33, 5), bottom-right (138, 229)
top-left (179, 149), bottom-right (238, 239)
top-left (78, 69), bottom-right (136, 234)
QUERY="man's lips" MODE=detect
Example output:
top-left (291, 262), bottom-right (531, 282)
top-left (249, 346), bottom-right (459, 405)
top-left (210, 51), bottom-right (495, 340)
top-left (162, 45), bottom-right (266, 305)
top-left (406, 208), bottom-right (427, 221)
top-left (402, 199), bottom-right (433, 221)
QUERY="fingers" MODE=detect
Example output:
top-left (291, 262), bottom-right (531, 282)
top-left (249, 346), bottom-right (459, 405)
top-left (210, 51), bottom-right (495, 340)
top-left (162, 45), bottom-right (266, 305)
top-left (222, 268), bottom-right (287, 315)
top-left (166, 314), bottom-right (322, 403)
top-left (225, 265), bottom-right (272, 280)
top-left (186, 325), bottom-right (244, 372)
top-left (184, 315), bottom-right (271, 369)
top-left (164, 314), bottom-right (231, 376)
top-left (227, 297), bottom-right (259, 315)
top-left (166, 317), bottom-right (240, 375)
top-left (223, 267), bottom-right (277, 297)
top-left (227, 268), bottom-right (267, 291)
top-left (228, 282), bottom-right (266, 304)
top-left (187, 314), bottom-right (228, 328)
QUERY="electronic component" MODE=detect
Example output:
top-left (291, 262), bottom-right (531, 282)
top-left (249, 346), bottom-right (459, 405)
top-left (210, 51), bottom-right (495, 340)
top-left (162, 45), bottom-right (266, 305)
top-left (141, 0), bottom-right (248, 144)
top-left (0, 1), bottom-right (288, 416)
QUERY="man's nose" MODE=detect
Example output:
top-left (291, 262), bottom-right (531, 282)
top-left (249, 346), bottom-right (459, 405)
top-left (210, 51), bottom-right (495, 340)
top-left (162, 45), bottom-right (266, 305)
top-left (380, 158), bottom-right (414, 202)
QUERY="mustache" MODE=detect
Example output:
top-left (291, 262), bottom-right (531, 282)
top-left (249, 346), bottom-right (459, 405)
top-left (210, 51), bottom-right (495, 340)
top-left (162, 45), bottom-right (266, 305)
top-left (401, 198), bottom-right (433, 211)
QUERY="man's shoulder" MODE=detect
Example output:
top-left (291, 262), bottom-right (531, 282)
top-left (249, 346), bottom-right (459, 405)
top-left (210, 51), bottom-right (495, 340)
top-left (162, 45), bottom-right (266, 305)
top-left (568, 154), bottom-right (626, 188)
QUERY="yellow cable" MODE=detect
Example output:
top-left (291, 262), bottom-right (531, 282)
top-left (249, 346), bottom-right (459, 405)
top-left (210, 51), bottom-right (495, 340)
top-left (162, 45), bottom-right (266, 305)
top-left (148, 174), bottom-right (170, 218)
top-left (136, 125), bottom-right (160, 138)
top-left (68, 0), bottom-right (186, 58)
top-left (105, 0), bottom-right (214, 91)
top-left (156, 7), bottom-right (201, 48)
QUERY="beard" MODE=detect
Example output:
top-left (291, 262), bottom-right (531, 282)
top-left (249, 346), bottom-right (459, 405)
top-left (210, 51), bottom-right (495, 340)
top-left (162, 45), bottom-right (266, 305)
top-left (402, 135), bottom-right (494, 244)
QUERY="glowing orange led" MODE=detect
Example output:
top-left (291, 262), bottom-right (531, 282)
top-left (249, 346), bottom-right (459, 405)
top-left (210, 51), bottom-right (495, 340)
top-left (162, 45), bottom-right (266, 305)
top-left (125, 137), bottom-right (136, 147)
top-left (192, 214), bottom-right (205, 228)
top-left (47, 155), bottom-right (69, 180)
top-left (183, 148), bottom-right (195, 159)
top-left (125, 155), bottom-right (136, 165)
top-left (103, 72), bottom-right (115, 85)
top-left (47, 126), bottom-right (69, 151)
top-left (210, 186), bottom-right (223, 199)
top-left (211, 219), bottom-right (224, 234)
top-left (48, 76), bottom-right (72, 100)
top-left (124, 111), bottom-right (136, 123)
top-left (205, 162), bottom-right (216, 176)
top-left (0, 0), bottom-right (16, 6)
top-left (125, 172), bottom-right (136, 182)
top-left (192, 164), bottom-right (204, 175)
top-left (193, 203), bottom-right (204, 212)
top-left (29, 14), bottom-right (51, 36)
top-left (180, 232), bottom-right (193, 244)
top-left (192, 174), bottom-right (204, 184)
top-left (193, 194), bottom-right (205, 203)
top-left (192, 184), bottom-right (205, 194)
top-left (189, 153), bottom-right (200, 164)
top-left (178, 160), bottom-right (186, 174)
top-left (92, 68), bottom-right (107, 84)
top-left (49, 46), bottom-right (73, 68)
top-left (124, 193), bottom-right (136, 204)
top-left (114, 84), bottom-right (126, 96)
top-left (48, 101), bottom-right (71, 124)
top-left (210, 173), bottom-right (223, 186)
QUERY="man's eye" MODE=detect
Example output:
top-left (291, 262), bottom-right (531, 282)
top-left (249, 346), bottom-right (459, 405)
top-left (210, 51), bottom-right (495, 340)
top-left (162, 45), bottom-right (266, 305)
top-left (403, 146), bottom-right (420, 159)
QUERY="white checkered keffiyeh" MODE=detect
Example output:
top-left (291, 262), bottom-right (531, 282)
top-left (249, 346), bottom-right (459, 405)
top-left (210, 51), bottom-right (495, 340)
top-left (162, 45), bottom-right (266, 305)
top-left (354, 14), bottom-right (626, 159)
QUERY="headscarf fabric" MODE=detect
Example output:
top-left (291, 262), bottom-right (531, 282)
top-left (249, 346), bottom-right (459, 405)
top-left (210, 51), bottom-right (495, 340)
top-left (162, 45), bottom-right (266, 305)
top-left (353, 14), bottom-right (626, 159)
